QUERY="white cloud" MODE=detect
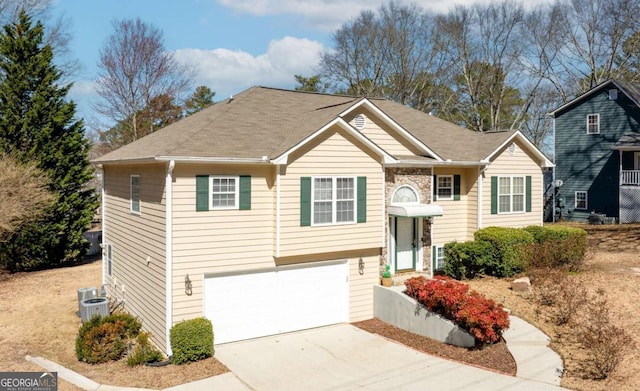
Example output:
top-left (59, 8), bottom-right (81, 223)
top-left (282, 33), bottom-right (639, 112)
top-left (174, 36), bottom-right (324, 99)
top-left (216, 0), bottom-right (554, 30)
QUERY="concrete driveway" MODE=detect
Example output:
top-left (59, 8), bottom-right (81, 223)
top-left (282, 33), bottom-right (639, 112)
top-left (215, 324), bottom-right (566, 391)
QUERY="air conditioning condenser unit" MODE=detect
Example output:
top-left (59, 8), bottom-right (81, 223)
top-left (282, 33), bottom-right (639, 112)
top-left (79, 297), bottom-right (109, 322)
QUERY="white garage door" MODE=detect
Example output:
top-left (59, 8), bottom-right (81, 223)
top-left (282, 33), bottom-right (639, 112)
top-left (204, 261), bottom-right (349, 344)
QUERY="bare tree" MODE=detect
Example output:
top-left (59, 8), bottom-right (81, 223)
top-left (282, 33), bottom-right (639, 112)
top-left (0, 154), bottom-right (54, 240)
top-left (549, 0), bottom-right (640, 95)
top-left (94, 18), bottom-right (194, 146)
top-left (321, 1), bottom-right (447, 107)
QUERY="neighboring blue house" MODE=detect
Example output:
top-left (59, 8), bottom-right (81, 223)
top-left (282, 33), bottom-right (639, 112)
top-left (549, 79), bottom-right (640, 223)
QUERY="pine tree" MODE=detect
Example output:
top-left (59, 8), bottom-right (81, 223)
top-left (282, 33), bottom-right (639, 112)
top-left (0, 11), bottom-right (98, 271)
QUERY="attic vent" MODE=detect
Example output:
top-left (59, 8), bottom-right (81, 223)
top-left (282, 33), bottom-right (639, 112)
top-left (508, 142), bottom-right (517, 154)
top-left (609, 89), bottom-right (618, 100)
top-left (353, 114), bottom-right (366, 129)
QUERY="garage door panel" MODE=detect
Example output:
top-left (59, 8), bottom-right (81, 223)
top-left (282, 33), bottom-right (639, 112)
top-left (204, 262), bottom-right (348, 344)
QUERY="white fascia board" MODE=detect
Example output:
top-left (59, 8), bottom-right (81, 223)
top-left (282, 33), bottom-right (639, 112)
top-left (483, 131), bottom-right (554, 168)
top-left (271, 117), bottom-right (397, 165)
top-left (386, 160), bottom-right (487, 168)
top-left (339, 99), bottom-right (445, 162)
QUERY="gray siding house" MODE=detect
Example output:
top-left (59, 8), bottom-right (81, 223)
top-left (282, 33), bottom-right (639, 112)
top-left (550, 79), bottom-right (640, 223)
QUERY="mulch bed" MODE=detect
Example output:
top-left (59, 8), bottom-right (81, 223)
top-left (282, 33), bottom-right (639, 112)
top-left (353, 318), bottom-right (516, 376)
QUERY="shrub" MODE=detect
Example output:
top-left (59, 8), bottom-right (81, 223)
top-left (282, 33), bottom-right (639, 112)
top-left (575, 290), bottom-right (635, 379)
top-left (474, 227), bottom-right (534, 277)
top-left (126, 332), bottom-right (164, 367)
top-left (170, 317), bottom-right (214, 365)
top-left (76, 313), bottom-right (142, 364)
top-left (404, 276), bottom-right (509, 344)
top-left (524, 225), bottom-right (587, 271)
top-left (443, 240), bottom-right (497, 279)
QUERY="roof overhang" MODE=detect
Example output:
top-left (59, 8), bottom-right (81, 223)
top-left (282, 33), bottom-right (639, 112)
top-left (338, 99), bottom-right (445, 162)
top-left (93, 156), bottom-right (273, 165)
top-left (271, 117), bottom-right (396, 165)
top-left (482, 131), bottom-right (554, 168)
top-left (388, 203), bottom-right (443, 218)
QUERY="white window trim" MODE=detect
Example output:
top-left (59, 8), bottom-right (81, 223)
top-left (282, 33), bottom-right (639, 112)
top-left (434, 245), bottom-right (445, 271)
top-left (311, 176), bottom-right (357, 226)
top-left (130, 175), bottom-right (140, 214)
top-left (210, 176), bottom-right (239, 210)
top-left (575, 191), bottom-right (588, 210)
top-left (586, 113), bottom-right (600, 134)
top-left (392, 185), bottom-right (420, 204)
top-left (436, 175), bottom-right (454, 201)
top-left (497, 176), bottom-right (526, 214)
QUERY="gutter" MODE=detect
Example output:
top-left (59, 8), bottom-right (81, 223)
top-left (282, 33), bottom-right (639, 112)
top-left (165, 160), bottom-right (175, 355)
top-left (93, 156), bottom-right (274, 165)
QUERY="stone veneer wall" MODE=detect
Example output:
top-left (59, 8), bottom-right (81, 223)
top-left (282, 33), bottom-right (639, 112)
top-left (384, 167), bottom-right (433, 275)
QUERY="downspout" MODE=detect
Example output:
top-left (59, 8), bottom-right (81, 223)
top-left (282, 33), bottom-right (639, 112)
top-left (165, 160), bottom-right (175, 355)
top-left (552, 118), bottom-right (556, 223)
top-left (98, 166), bottom-right (105, 286)
top-left (276, 165), bottom-right (281, 258)
top-left (477, 166), bottom-right (484, 230)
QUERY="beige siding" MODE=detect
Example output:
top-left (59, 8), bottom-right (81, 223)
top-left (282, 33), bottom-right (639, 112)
top-left (348, 254), bottom-right (379, 321)
top-left (482, 141), bottom-right (544, 228)
top-left (431, 167), bottom-right (478, 247)
top-left (103, 164), bottom-right (167, 350)
top-left (171, 164), bottom-right (275, 323)
top-left (344, 109), bottom-right (418, 157)
top-left (279, 127), bottom-right (385, 257)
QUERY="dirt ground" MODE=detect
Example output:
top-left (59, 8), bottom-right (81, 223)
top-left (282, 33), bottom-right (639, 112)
top-left (0, 259), bottom-right (227, 390)
top-left (466, 223), bottom-right (640, 391)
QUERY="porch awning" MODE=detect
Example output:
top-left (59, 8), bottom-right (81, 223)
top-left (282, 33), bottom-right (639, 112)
top-left (388, 203), bottom-right (443, 218)
top-left (612, 133), bottom-right (640, 151)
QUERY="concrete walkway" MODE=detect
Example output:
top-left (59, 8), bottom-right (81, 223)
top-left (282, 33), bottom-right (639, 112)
top-left (27, 317), bottom-right (565, 391)
top-left (504, 315), bottom-right (564, 386)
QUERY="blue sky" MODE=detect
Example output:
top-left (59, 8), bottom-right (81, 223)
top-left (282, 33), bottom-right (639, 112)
top-left (49, 0), bottom-right (549, 130)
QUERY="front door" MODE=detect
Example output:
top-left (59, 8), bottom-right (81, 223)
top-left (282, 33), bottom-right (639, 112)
top-left (395, 217), bottom-right (416, 272)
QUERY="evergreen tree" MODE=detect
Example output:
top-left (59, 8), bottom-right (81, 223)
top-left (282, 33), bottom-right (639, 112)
top-left (0, 11), bottom-right (98, 271)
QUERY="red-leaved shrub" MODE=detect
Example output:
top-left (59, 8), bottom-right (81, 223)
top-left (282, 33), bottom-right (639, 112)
top-left (404, 276), bottom-right (510, 344)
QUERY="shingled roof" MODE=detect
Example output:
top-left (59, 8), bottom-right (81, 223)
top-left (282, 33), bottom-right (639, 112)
top-left (94, 86), bottom-right (519, 164)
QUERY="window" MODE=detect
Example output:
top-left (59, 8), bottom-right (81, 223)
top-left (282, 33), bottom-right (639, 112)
top-left (437, 175), bottom-right (453, 200)
top-left (434, 246), bottom-right (445, 271)
top-left (211, 176), bottom-right (238, 209)
top-left (313, 177), bottom-right (355, 225)
top-left (195, 175), bottom-right (251, 211)
top-left (498, 176), bottom-right (525, 213)
top-left (106, 244), bottom-right (112, 276)
top-left (300, 176), bottom-right (366, 226)
top-left (130, 175), bottom-right (140, 214)
top-left (392, 185), bottom-right (419, 203)
top-left (575, 191), bottom-right (587, 210)
top-left (586, 114), bottom-right (600, 134)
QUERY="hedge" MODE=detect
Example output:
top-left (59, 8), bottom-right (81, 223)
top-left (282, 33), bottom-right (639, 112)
top-left (473, 227), bottom-right (534, 277)
top-left (524, 225), bottom-right (587, 271)
top-left (443, 240), bottom-right (497, 279)
top-left (170, 317), bottom-right (214, 364)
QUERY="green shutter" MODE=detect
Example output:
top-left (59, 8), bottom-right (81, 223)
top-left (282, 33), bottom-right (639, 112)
top-left (453, 175), bottom-right (461, 201)
top-left (491, 176), bottom-right (498, 215)
top-left (432, 175), bottom-right (437, 201)
top-left (300, 177), bottom-right (311, 226)
top-left (239, 175), bottom-right (251, 210)
top-left (526, 175), bottom-right (532, 212)
top-left (357, 176), bottom-right (367, 223)
top-left (196, 175), bottom-right (209, 211)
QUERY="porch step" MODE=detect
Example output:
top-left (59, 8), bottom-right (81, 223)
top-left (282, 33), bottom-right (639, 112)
top-left (391, 272), bottom-right (429, 287)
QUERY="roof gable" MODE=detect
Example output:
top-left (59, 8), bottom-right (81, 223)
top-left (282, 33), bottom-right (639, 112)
top-left (548, 79), bottom-right (640, 118)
